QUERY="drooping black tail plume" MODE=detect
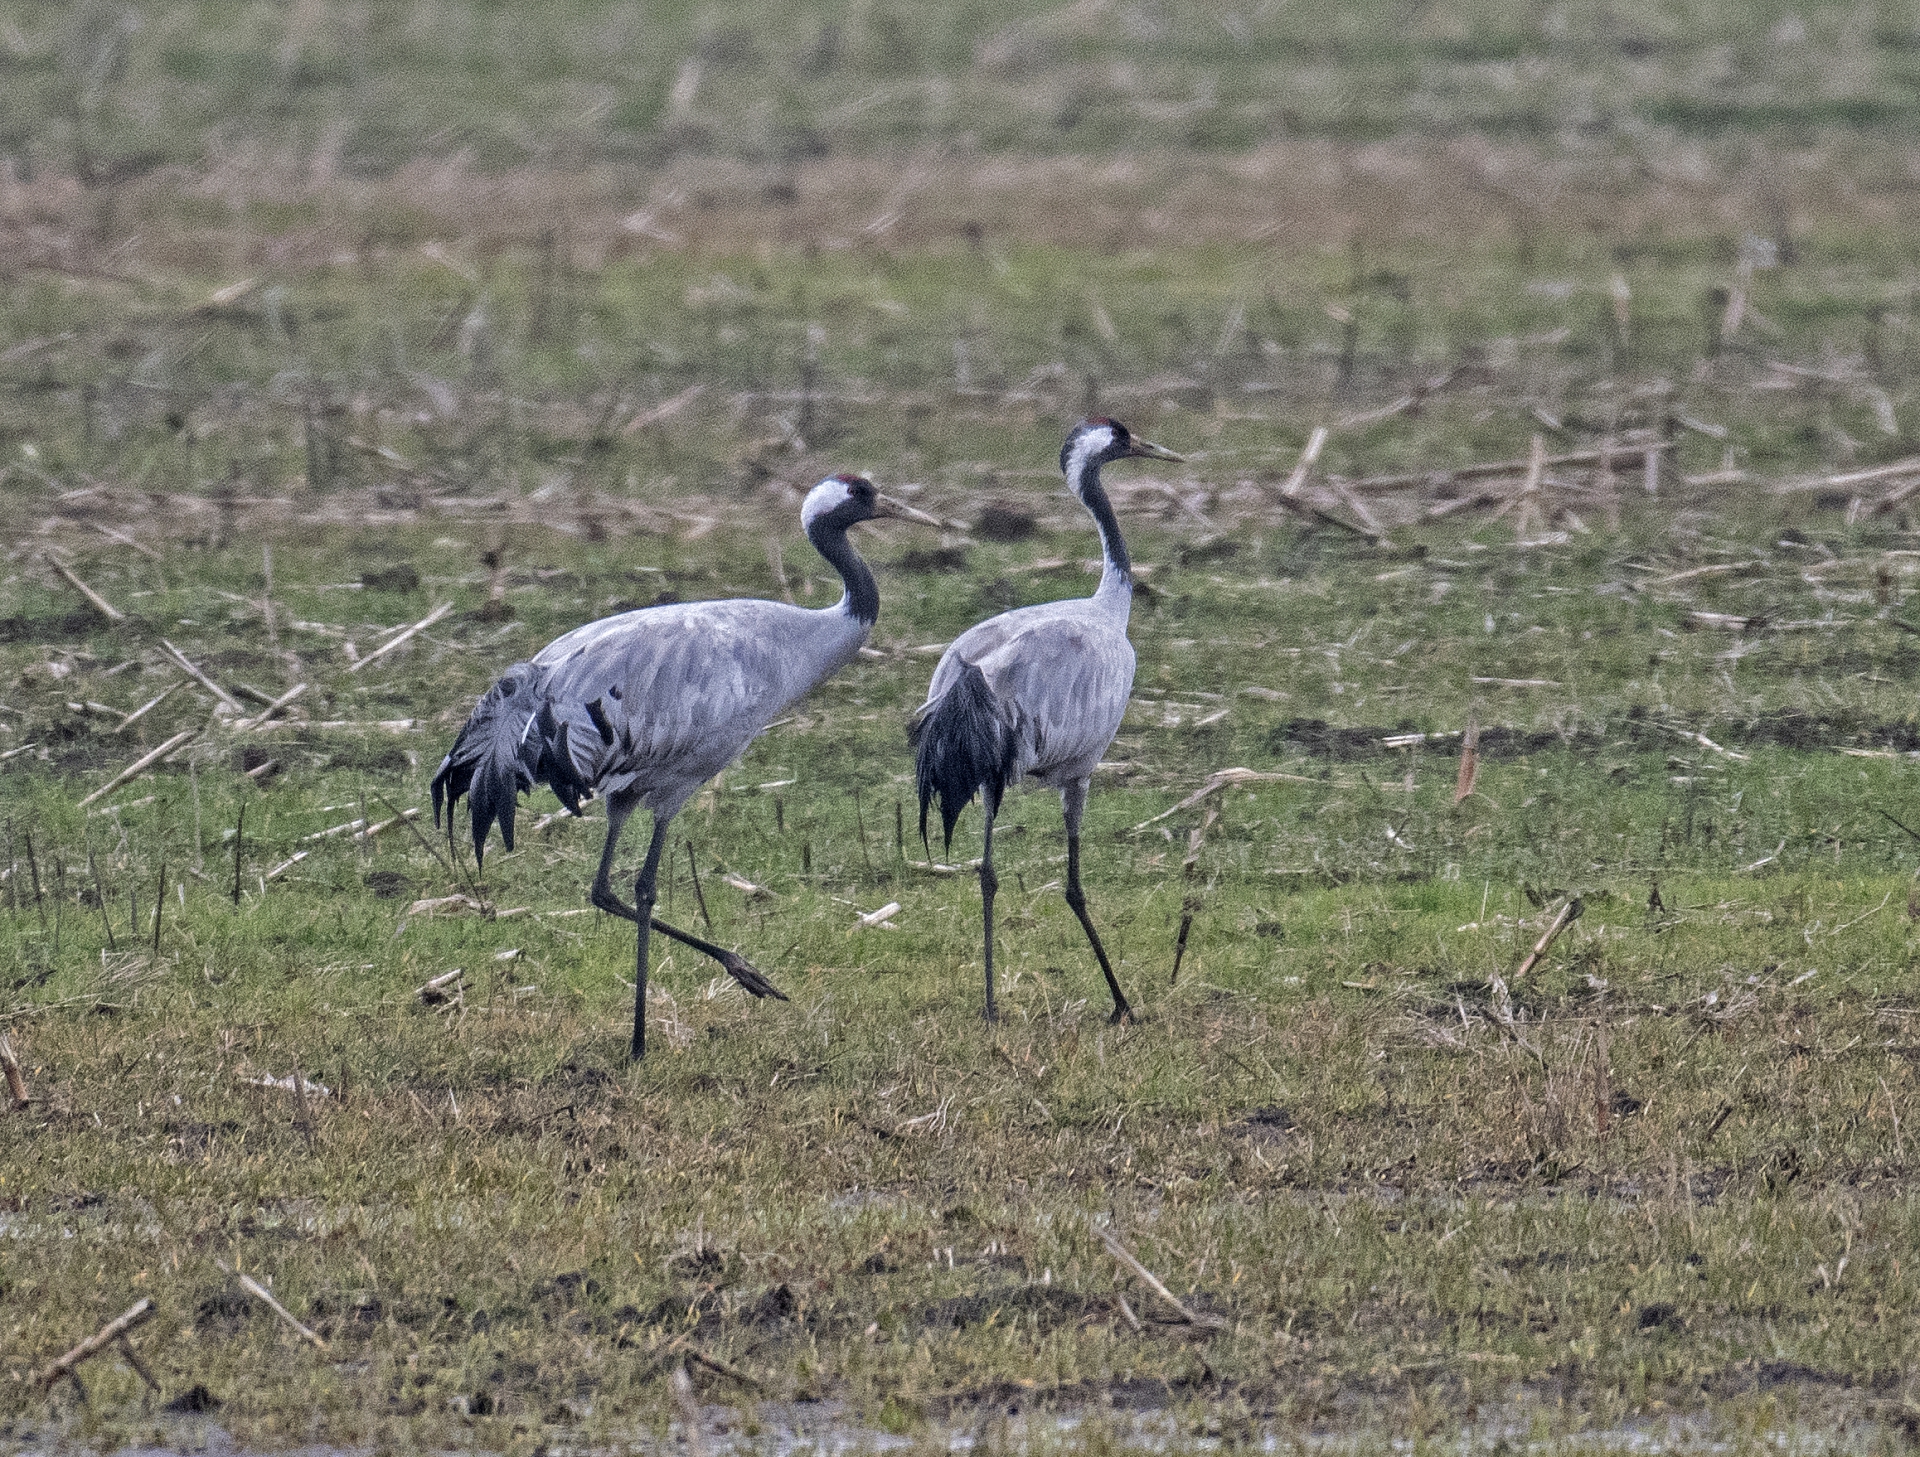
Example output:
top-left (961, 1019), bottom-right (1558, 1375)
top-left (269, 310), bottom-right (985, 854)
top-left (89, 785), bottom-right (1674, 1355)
top-left (910, 661), bottom-right (1018, 850)
top-left (430, 664), bottom-right (592, 865)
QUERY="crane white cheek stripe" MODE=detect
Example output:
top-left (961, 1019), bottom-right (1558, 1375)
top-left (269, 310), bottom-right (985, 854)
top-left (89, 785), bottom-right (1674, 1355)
top-left (1066, 428), bottom-right (1113, 492)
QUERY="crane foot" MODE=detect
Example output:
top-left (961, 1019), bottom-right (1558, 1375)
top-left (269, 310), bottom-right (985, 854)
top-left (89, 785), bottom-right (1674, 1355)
top-left (717, 950), bottom-right (788, 1001)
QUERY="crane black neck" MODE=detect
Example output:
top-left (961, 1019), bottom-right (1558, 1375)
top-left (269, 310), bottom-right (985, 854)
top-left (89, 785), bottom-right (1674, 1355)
top-left (1072, 458), bottom-right (1132, 582)
top-left (806, 514), bottom-right (880, 625)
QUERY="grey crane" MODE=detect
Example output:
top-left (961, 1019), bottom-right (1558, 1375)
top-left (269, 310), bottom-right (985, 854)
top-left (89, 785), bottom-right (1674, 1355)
top-left (432, 474), bottom-right (939, 1058)
top-left (911, 418), bottom-right (1183, 1024)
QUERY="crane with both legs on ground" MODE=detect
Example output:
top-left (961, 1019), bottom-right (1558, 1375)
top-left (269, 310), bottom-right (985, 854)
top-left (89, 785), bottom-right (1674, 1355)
top-left (912, 417), bottom-right (1184, 1025)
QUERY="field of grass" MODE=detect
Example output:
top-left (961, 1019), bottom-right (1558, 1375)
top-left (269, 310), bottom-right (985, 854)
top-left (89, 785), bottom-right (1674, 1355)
top-left (5, 452), bottom-right (1920, 1451)
top-left (9, 1), bottom-right (1920, 1453)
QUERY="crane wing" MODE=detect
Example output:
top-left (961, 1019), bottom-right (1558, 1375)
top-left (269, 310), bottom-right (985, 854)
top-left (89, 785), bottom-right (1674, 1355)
top-left (928, 605), bottom-right (1135, 782)
top-left (535, 599), bottom-right (861, 803)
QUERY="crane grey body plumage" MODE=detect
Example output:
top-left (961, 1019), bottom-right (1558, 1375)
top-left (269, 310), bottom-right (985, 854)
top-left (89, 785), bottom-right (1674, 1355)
top-left (533, 598), bottom-right (870, 817)
top-left (912, 418), bottom-right (1182, 1024)
top-left (433, 474), bottom-right (935, 1058)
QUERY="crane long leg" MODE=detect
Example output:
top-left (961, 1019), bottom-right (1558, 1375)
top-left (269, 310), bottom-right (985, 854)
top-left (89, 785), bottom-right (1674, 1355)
top-left (630, 815), bottom-right (673, 1059)
top-left (594, 799), bottom-right (787, 1018)
top-left (644, 915), bottom-right (787, 1002)
top-left (980, 803), bottom-right (999, 1023)
top-left (1062, 780), bottom-right (1132, 1024)
top-left (590, 795), bottom-right (643, 923)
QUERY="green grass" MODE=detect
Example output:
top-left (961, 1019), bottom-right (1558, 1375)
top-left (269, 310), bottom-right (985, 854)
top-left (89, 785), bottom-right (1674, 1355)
top-left (5, 0), bottom-right (1920, 178)
top-left (3, 490), bottom-right (1920, 1450)
top-left (9, 1), bottom-right (1920, 1446)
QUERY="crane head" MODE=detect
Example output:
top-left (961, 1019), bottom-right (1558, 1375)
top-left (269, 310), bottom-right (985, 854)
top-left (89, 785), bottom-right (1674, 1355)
top-left (1060, 417), bottom-right (1185, 483)
top-left (802, 473), bottom-right (942, 531)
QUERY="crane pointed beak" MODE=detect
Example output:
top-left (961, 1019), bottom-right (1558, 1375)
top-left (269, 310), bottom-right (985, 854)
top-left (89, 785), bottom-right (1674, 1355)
top-left (872, 494), bottom-right (945, 526)
top-left (1125, 438), bottom-right (1186, 463)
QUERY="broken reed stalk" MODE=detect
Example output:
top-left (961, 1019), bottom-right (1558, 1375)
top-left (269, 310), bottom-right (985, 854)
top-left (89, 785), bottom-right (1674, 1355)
top-left (1454, 715), bottom-right (1480, 804)
top-left (1279, 425), bottom-right (1328, 498)
top-left (1181, 810), bottom-right (1214, 878)
top-left (1169, 901), bottom-right (1197, 987)
top-left (1090, 1220), bottom-right (1227, 1329)
top-left (76, 727), bottom-right (199, 808)
top-left (232, 804), bottom-right (245, 905)
top-left (44, 552), bottom-right (126, 622)
top-left (852, 788), bottom-right (875, 876)
top-left (1511, 896), bottom-right (1584, 980)
top-left (241, 1274), bottom-right (328, 1359)
top-left (217, 1264), bottom-right (328, 1349)
top-left (1515, 433), bottom-right (1547, 539)
top-left (671, 1365), bottom-right (706, 1457)
top-left (481, 545), bottom-right (509, 614)
top-left (234, 682), bottom-right (306, 731)
top-left (621, 382), bottom-right (705, 436)
top-left (88, 849), bottom-right (115, 950)
top-left (1329, 480), bottom-right (1390, 545)
top-left (348, 808), bottom-right (419, 844)
top-left (159, 639), bottom-right (242, 714)
top-left (295, 802), bottom-right (424, 848)
top-left (116, 679), bottom-right (182, 734)
top-left (1271, 489), bottom-right (1377, 541)
top-left (23, 828), bottom-right (44, 934)
top-left (33, 1298), bottom-right (155, 1388)
top-left (0, 1032), bottom-right (29, 1108)
top-left (261, 543), bottom-right (276, 651)
top-left (291, 1055), bottom-right (313, 1137)
top-left (1129, 767), bottom-right (1318, 835)
top-left (376, 792), bottom-right (469, 892)
top-left (113, 1332), bottom-right (160, 1392)
top-left (1876, 475), bottom-right (1920, 514)
top-left (765, 537), bottom-right (794, 604)
top-left (686, 1346), bottom-right (762, 1389)
top-left (417, 968), bottom-right (464, 1005)
top-left (1599, 432), bottom-right (1620, 532)
top-left (1350, 441), bottom-right (1672, 493)
top-left (150, 859), bottom-right (165, 962)
top-left (91, 520), bottom-right (164, 561)
top-left (262, 850), bottom-right (310, 883)
top-left (347, 601), bottom-right (454, 674)
top-left (686, 840), bottom-right (712, 929)
top-left (1594, 1016), bottom-right (1612, 1138)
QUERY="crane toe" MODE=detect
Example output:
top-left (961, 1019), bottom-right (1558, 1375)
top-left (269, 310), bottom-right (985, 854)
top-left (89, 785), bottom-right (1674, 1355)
top-left (718, 951), bottom-right (789, 1002)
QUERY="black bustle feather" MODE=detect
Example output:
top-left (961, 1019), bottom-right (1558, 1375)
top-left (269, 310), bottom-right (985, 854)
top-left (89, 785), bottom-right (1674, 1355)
top-left (910, 661), bottom-right (1017, 850)
top-left (429, 664), bottom-right (553, 865)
